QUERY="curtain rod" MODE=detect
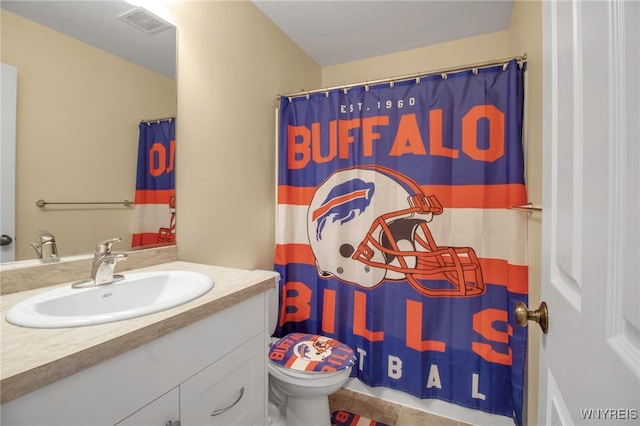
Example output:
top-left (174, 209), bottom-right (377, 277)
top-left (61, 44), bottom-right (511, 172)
top-left (140, 115), bottom-right (175, 124)
top-left (278, 53), bottom-right (527, 100)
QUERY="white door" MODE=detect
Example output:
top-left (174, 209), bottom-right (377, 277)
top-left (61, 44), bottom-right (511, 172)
top-left (540, 0), bottom-right (639, 424)
top-left (1, 63), bottom-right (17, 263)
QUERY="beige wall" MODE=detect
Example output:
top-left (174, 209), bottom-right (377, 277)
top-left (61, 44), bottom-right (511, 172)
top-left (171, 1), bottom-right (541, 421)
top-left (167, 1), bottom-right (321, 270)
top-left (508, 1), bottom-right (543, 425)
top-left (1, 11), bottom-right (176, 260)
top-left (322, 30), bottom-right (510, 86)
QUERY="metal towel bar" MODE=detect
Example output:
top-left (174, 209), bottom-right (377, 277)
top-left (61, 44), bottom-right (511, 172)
top-left (36, 199), bottom-right (134, 207)
top-left (509, 202), bottom-right (542, 212)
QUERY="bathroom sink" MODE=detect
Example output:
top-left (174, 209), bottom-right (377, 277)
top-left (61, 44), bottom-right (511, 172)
top-left (6, 270), bottom-right (214, 328)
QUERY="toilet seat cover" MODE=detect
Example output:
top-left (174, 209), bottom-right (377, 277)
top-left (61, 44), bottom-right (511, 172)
top-left (268, 333), bottom-right (356, 373)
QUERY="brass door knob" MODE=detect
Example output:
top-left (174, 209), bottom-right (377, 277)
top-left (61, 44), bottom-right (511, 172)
top-left (514, 301), bottom-right (548, 334)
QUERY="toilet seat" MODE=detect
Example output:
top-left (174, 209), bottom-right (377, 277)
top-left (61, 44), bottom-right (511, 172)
top-left (268, 361), bottom-right (348, 382)
top-left (268, 333), bottom-right (356, 374)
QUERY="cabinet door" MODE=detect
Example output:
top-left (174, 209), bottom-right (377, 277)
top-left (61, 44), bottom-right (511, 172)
top-left (115, 387), bottom-right (180, 426)
top-left (181, 334), bottom-right (265, 426)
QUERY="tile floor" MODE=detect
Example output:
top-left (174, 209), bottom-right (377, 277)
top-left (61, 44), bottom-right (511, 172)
top-left (329, 388), bottom-right (471, 426)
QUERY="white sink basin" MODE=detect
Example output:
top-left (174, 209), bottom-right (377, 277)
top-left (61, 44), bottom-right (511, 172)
top-left (6, 270), bottom-right (214, 328)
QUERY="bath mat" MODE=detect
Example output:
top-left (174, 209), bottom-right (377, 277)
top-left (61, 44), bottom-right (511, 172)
top-left (331, 410), bottom-right (389, 426)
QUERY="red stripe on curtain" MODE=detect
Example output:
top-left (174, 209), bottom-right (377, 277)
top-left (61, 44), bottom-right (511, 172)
top-left (278, 183), bottom-right (527, 209)
top-left (134, 189), bottom-right (175, 204)
top-left (131, 232), bottom-right (172, 247)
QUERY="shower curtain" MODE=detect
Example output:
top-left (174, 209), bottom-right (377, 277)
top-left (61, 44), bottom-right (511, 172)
top-left (131, 118), bottom-right (176, 247)
top-left (274, 60), bottom-right (528, 425)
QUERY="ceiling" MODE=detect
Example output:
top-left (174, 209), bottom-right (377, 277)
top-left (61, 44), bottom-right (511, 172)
top-left (1, 1), bottom-right (515, 77)
top-left (0, 0), bottom-right (177, 79)
top-left (252, 0), bottom-right (515, 67)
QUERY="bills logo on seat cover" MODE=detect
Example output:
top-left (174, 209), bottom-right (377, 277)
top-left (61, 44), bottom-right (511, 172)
top-left (269, 333), bottom-right (356, 372)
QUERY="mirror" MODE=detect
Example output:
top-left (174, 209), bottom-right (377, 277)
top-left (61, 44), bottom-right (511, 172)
top-left (0, 1), bottom-right (177, 263)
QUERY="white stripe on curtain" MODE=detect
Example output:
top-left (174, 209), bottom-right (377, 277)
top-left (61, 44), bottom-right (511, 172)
top-left (276, 204), bottom-right (528, 265)
top-left (133, 204), bottom-right (172, 234)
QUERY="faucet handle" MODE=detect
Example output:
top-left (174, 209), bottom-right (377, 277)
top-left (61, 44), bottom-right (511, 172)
top-left (36, 230), bottom-right (56, 243)
top-left (95, 237), bottom-right (122, 255)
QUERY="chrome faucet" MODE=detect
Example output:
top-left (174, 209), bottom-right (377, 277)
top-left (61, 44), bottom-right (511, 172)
top-left (91, 237), bottom-right (127, 285)
top-left (30, 230), bottom-right (59, 263)
top-left (71, 237), bottom-right (127, 288)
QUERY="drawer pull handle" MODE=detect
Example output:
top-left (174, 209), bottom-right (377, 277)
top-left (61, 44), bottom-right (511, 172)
top-left (210, 387), bottom-right (245, 417)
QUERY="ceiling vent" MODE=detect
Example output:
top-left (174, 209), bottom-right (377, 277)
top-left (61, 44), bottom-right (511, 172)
top-left (118, 7), bottom-right (171, 35)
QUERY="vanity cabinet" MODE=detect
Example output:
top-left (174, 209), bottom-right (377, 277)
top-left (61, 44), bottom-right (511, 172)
top-left (1, 292), bottom-right (268, 426)
top-left (116, 387), bottom-right (180, 426)
top-left (181, 333), bottom-right (264, 425)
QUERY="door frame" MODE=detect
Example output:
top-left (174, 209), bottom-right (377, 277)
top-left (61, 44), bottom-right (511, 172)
top-left (1, 63), bottom-right (18, 263)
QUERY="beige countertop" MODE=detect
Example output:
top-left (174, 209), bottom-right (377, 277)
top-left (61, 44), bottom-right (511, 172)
top-left (0, 261), bottom-right (276, 404)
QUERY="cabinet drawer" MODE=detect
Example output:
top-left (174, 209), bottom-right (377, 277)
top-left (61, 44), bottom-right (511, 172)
top-left (181, 333), bottom-right (265, 425)
top-left (116, 387), bottom-right (179, 426)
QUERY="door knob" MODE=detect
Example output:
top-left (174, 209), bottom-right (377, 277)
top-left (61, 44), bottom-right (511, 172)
top-left (514, 301), bottom-right (548, 334)
top-left (0, 235), bottom-right (13, 246)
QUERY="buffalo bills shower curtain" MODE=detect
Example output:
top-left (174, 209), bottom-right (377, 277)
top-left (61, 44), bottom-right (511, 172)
top-left (131, 118), bottom-right (176, 247)
top-left (274, 59), bottom-right (528, 425)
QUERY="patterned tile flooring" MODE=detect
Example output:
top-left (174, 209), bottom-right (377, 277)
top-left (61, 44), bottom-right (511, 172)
top-left (329, 388), bottom-right (472, 426)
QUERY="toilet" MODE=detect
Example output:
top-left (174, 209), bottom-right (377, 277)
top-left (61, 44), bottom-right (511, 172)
top-left (266, 273), bottom-right (356, 426)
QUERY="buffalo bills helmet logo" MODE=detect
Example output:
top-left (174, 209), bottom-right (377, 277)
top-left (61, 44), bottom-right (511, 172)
top-left (312, 179), bottom-right (374, 241)
top-left (307, 166), bottom-right (485, 298)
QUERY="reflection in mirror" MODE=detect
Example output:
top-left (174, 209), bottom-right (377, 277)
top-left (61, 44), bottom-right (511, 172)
top-left (0, 1), bottom-right (177, 263)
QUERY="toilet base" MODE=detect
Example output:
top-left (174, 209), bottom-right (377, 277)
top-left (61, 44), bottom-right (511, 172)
top-left (267, 401), bottom-right (286, 426)
top-left (284, 395), bottom-right (331, 426)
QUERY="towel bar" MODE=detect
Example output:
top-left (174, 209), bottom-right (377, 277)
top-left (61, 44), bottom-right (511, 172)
top-left (36, 199), bottom-right (134, 207)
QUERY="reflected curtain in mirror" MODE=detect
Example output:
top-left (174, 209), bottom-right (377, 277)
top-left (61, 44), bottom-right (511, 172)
top-left (132, 118), bottom-right (176, 247)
